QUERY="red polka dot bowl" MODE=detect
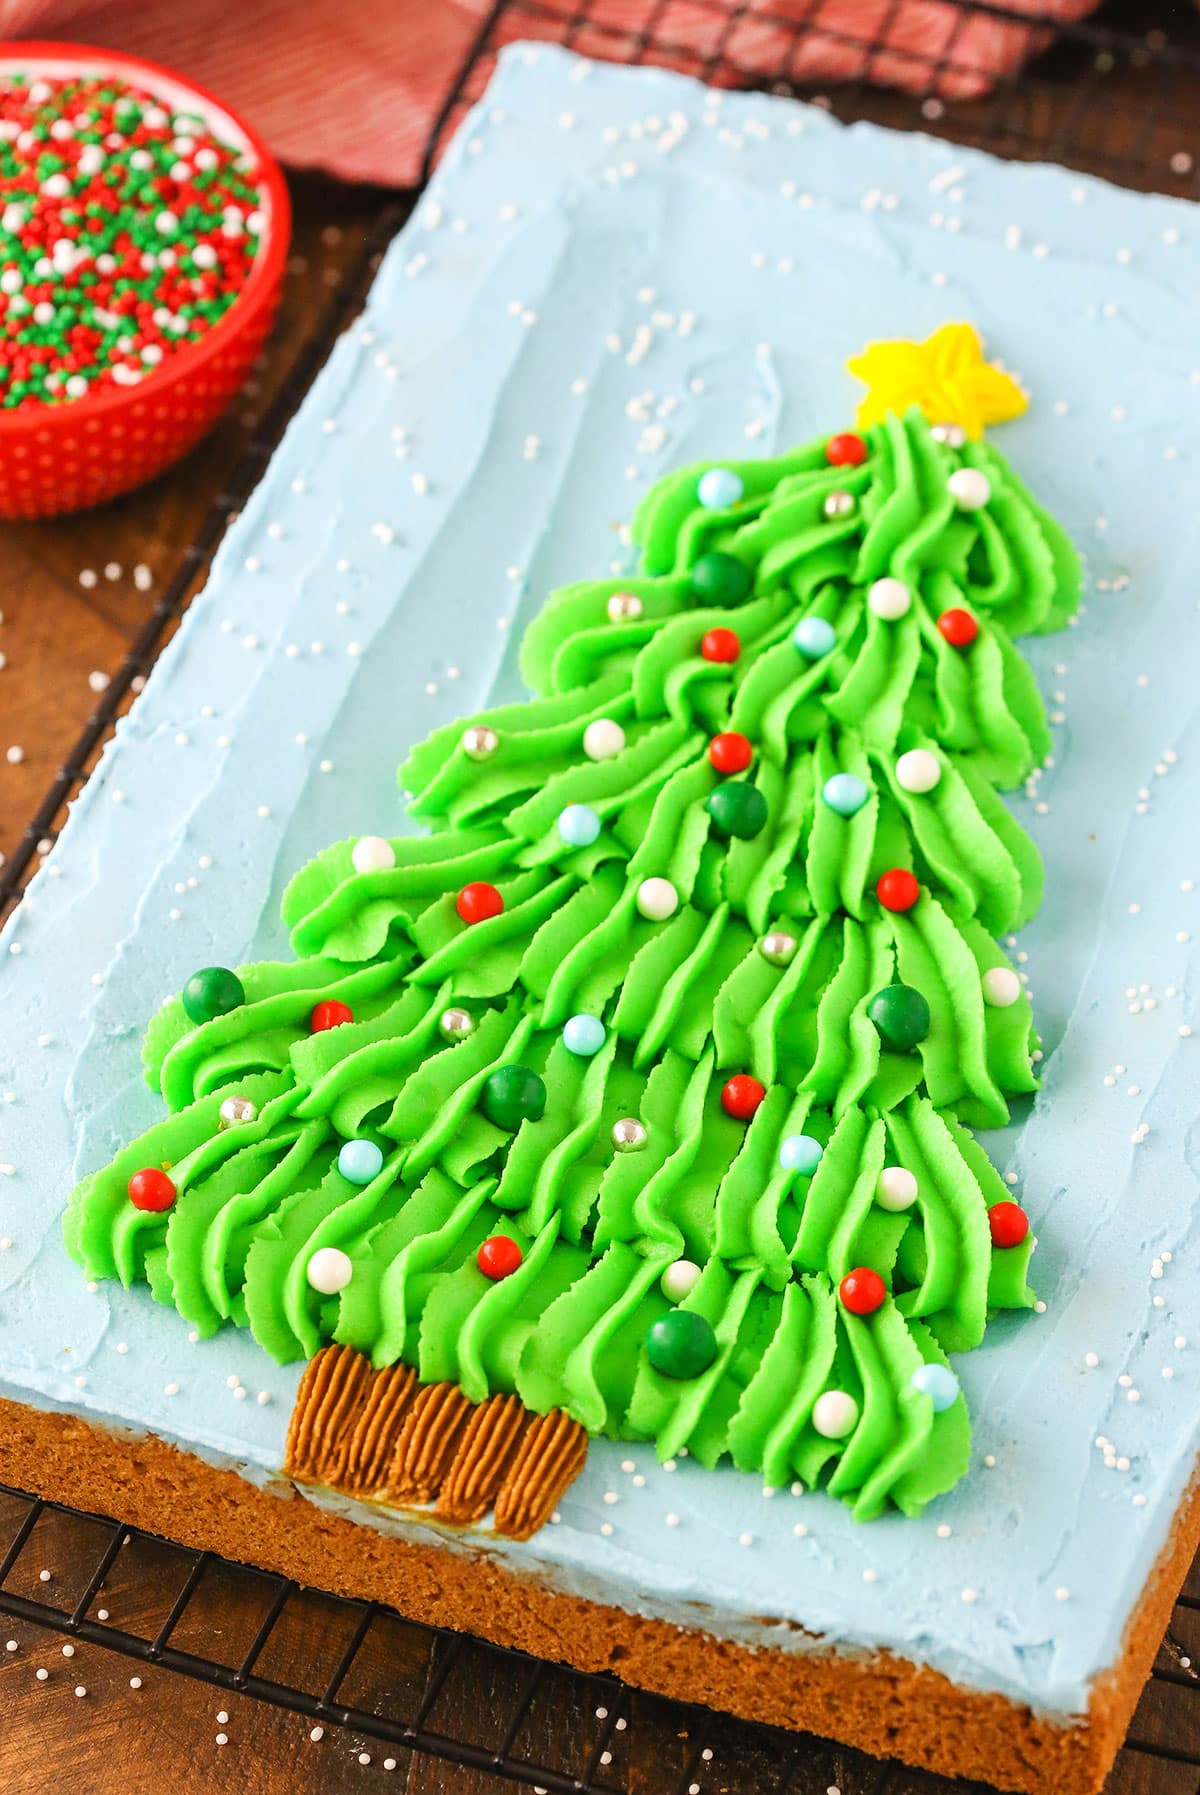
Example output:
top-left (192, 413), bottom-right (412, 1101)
top-left (0, 42), bottom-right (291, 519)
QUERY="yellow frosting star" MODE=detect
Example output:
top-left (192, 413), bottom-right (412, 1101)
top-left (846, 322), bottom-right (1028, 441)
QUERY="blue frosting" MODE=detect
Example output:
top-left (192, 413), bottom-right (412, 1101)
top-left (2, 45), bottom-right (1200, 1719)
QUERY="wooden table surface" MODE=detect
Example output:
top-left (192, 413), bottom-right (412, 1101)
top-left (4, 15), bottom-right (1200, 1792)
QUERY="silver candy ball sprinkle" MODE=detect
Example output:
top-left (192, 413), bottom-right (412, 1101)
top-left (760, 930), bottom-right (798, 968)
top-left (607, 591), bottom-right (644, 622)
top-left (440, 1006), bottom-right (477, 1041)
top-left (218, 1095), bottom-right (257, 1129)
top-left (931, 422), bottom-right (967, 448)
top-left (612, 1117), bottom-right (648, 1153)
top-left (462, 725), bottom-right (499, 761)
top-left (823, 490), bottom-right (856, 519)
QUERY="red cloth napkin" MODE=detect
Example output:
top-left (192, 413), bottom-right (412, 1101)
top-left (0, 0), bottom-right (1100, 186)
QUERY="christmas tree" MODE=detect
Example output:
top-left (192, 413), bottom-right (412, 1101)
top-left (65, 326), bottom-right (1078, 1534)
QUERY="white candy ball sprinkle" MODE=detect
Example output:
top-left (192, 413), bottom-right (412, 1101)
top-left (462, 724), bottom-right (499, 760)
top-left (612, 1117), bottom-right (648, 1152)
top-left (636, 877), bottom-right (679, 921)
top-left (306, 1247), bottom-right (353, 1295)
top-left (982, 966), bottom-right (1023, 1008)
top-left (868, 577), bottom-right (911, 622)
top-left (948, 467), bottom-right (991, 511)
top-left (812, 1390), bottom-right (859, 1440)
top-left (607, 591), bottom-right (644, 622)
top-left (351, 835), bottom-right (395, 874)
top-left (876, 1166), bottom-right (918, 1212)
top-left (661, 1259), bottom-right (702, 1302)
top-left (583, 718), bottom-right (626, 761)
top-left (896, 748), bottom-right (941, 794)
top-left (218, 1095), bottom-right (257, 1130)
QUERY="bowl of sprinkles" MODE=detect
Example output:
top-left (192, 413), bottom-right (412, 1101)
top-left (0, 42), bottom-right (290, 518)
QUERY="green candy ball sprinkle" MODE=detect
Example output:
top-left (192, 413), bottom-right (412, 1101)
top-left (646, 1309), bottom-right (718, 1379)
top-left (690, 551), bottom-right (753, 608)
top-left (481, 1064), bottom-right (547, 1130)
top-left (867, 983), bottom-right (931, 1052)
top-left (706, 782), bottom-right (768, 840)
top-left (181, 965), bottom-right (246, 1025)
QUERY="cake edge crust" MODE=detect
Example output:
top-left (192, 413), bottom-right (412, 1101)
top-left (0, 1390), bottom-right (1193, 1795)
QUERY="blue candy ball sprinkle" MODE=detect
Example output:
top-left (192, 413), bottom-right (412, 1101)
top-left (558, 803), bottom-right (602, 848)
top-left (697, 467), bottom-right (744, 510)
top-left (793, 617), bottom-right (837, 659)
top-left (563, 1013), bottom-right (606, 1057)
top-left (822, 772), bottom-right (870, 817)
top-left (779, 1134), bottom-right (824, 1178)
top-left (910, 1363), bottom-right (960, 1412)
top-left (338, 1138), bottom-right (384, 1185)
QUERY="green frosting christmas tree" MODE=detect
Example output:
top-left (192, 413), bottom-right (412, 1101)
top-left (65, 332), bottom-right (1079, 1523)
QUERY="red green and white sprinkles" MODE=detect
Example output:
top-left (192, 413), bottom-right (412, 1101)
top-left (0, 72), bottom-right (263, 409)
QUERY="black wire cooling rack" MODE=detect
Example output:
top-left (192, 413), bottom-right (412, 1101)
top-left (5, 3), bottom-right (1200, 1790)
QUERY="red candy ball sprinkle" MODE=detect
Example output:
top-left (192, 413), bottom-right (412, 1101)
top-left (128, 1167), bottom-right (177, 1212)
top-left (457, 881), bottom-right (504, 925)
top-left (989, 1201), bottom-right (1030, 1248)
top-left (876, 868), bottom-right (921, 913)
top-left (825, 432), bottom-right (868, 469)
top-left (721, 1073), bottom-right (766, 1120)
top-left (708, 731), bottom-right (753, 775)
top-left (701, 627), bottom-right (741, 664)
top-left (937, 608), bottom-right (980, 649)
top-left (477, 1235), bottom-right (524, 1280)
top-left (839, 1266), bottom-right (886, 1316)
top-left (311, 999), bottom-right (353, 1033)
